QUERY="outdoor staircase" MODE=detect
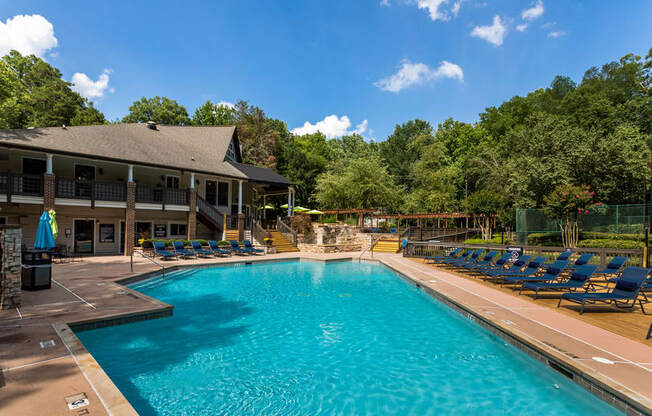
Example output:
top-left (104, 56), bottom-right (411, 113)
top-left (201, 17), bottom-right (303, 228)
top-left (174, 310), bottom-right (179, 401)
top-left (268, 230), bottom-right (299, 253)
top-left (372, 238), bottom-right (399, 253)
top-left (197, 195), bottom-right (223, 232)
top-left (224, 230), bottom-right (239, 241)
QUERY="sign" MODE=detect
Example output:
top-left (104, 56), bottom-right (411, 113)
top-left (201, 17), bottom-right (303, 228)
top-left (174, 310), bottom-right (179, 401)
top-left (65, 393), bottom-right (89, 410)
top-left (506, 246), bottom-right (523, 262)
top-left (99, 224), bottom-right (115, 243)
top-left (154, 224), bottom-right (167, 238)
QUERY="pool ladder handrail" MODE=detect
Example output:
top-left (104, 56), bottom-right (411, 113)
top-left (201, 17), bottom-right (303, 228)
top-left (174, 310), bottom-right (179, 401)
top-left (131, 248), bottom-right (165, 277)
top-left (358, 235), bottom-right (382, 261)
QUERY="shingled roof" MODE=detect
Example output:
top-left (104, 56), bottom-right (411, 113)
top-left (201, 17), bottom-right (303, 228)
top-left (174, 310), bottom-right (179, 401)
top-left (230, 162), bottom-right (292, 186)
top-left (0, 124), bottom-right (289, 184)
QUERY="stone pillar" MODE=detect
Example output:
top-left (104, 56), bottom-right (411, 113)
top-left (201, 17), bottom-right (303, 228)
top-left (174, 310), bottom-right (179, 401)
top-left (43, 173), bottom-right (56, 211)
top-left (124, 182), bottom-right (136, 256)
top-left (187, 188), bottom-right (197, 240)
top-left (237, 213), bottom-right (245, 241)
top-left (0, 225), bottom-right (22, 310)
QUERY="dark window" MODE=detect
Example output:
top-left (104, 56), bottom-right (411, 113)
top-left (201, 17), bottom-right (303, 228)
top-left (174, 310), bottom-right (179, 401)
top-left (166, 176), bottom-right (179, 189)
top-left (170, 223), bottom-right (187, 236)
top-left (23, 158), bottom-right (46, 175)
top-left (0, 217), bottom-right (6, 225)
top-left (217, 182), bottom-right (228, 206)
top-left (205, 180), bottom-right (217, 205)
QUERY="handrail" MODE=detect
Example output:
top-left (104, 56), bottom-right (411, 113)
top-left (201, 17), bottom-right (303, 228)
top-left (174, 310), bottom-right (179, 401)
top-left (358, 235), bottom-right (382, 261)
top-left (131, 248), bottom-right (165, 277)
top-left (276, 216), bottom-right (298, 246)
top-left (197, 195), bottom-right (223, 229)
top-left (252, 220), bottom-right (270, 245)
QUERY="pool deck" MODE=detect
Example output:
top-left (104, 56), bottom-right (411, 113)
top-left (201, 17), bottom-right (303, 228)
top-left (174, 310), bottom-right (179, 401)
top-left (1, 252), bottom-right (652, 415)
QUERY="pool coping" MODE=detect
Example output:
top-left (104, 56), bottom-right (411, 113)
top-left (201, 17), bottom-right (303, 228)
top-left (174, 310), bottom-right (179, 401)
top-left (60, 255), bottom-right (652, 416)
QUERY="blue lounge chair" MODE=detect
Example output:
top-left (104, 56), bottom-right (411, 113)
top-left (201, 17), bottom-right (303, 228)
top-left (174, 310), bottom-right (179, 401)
top-left (439, 250), bottom-right (472, 265)
top-left (558, 267), bottom-right (651, 314)
top-left (448, 250), bottom-right (484, 267)
top-left (191, 241), bottom-right (213, 257)
top-left (229, 240), bottom-right (250, 255)
top-left (153, 241), bottom-right (177, 260)
top-left (468, 252), bottom-right (513, 272)
top-left (482, 255), bottom-right (532, 278)
top-left (592, 256), bottom-right (628, 278)
top-left (489, 256), bottom-right (546, 285)
top-left (425, 248), bottom-right (463, 264)
top-left (208, 240), bottom-right (231, 257)
top-left (460, 251), bottom-right (498, 270)
top-left (172, 241), bottom-right (196, 258)
top-left (520, 264), bottom-right (600, 299)
top-left (243, 240), bottom-right (265, 255)
top-left (503, 260), bottom-right (569, 288)
top-left (564, 253), bottom-right (595, 270)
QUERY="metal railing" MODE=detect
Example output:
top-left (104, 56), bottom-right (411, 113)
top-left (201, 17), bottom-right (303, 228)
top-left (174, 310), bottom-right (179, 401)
top-left (253, 220), bottom-right (270, 245)
top-left (403, 226), bottom-right (481, 242)
top-left (224, 214), bottom-right (252, 231)
top-left (135, 184), bottom-right (188, 207)
top-left (358, 235), bottom-right (383, 261)
top-left (0, 172), bottom-right (43, 200)
top-left (131, 249), bottom-right (165, 277)
top-left (277, 216), bottom-right (298, 246)
top-left (403, 241), bottom-right (645, 267)
top-left (56, 177), bottom-right (126, 202)
top-left (196, 195), bottom-right (224, 229)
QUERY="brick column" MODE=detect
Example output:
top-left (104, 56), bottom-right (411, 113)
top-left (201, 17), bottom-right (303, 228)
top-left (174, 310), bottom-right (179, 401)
top-left (43, 173), bottom-right (55, 211)
top-left (237, 213), bottom-right (245, 241)
top-left (187, 189), bottom-right (197, 240)
top-left (124, 182), bottom-right (136, 256)
top-left (0, 225), bottom-right (22, 310)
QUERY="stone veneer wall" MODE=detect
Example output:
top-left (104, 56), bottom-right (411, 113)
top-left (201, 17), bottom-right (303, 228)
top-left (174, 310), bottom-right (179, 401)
top-left (296, 224), bottom-right (389, 253)
top-left (0, 225), bottom-right (22, 310)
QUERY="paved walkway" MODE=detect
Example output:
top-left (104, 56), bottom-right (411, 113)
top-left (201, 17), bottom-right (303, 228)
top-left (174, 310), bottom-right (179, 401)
top-left (1, 252), bottom-right (651, 415)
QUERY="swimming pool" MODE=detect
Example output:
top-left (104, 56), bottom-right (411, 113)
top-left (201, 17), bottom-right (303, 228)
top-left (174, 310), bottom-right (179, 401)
top-left (76, 260), bottom-right (622, 415)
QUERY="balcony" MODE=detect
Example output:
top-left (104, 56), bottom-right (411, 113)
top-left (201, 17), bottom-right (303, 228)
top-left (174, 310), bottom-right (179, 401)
top-left (135, 184), bottom-right (188, 206)
top-left (56, 178), bottom-right (126, 202)
top-left (0, 172), bottom-right (44, 200)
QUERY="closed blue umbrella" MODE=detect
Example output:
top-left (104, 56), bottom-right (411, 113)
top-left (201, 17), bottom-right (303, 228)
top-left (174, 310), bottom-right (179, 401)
top-left (34, 211), bottom-right (56, 250)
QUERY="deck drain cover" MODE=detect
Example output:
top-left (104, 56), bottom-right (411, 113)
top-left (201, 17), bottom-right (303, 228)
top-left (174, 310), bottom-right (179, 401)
top-left (65, 392), bottom-right (89, 410)
top-left (592, 356), bottom-right (615, 365)
top-left (40, 340), bottom-right (55, 348)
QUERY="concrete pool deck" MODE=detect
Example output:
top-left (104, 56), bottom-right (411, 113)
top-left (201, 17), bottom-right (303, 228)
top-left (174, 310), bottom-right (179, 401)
top-left (0, 252), bottom-right (651, 415)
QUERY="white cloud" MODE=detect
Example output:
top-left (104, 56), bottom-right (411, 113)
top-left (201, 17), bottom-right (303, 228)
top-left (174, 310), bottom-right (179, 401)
top-left (416, 0), bottom-right (466, 21)
top-left (471, 15), bottom-right (507, 46)
top-left (380, 0), bottom-right (391, 7)
top-left (547, 30), bottom-right (566, 38)
top-left (451, 0), bottom-right (464, 17)
top-left (522, 1), bottom-right (544, 21)
top-left (374, 59), bottom-right (463, 93)
top-left (71, 69), bottom-right (113, 99)
top-left (291, 115), bottom-right (369, 138)
top-left (0, 14), bottom-right (58, 57)
top-left (516, 23), bottom-right (528, 32)
top-left (217, 101), bottom-right (235, 108)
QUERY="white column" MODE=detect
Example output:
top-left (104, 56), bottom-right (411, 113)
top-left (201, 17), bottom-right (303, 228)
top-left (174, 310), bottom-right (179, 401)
top-left (238, 180), bottom-right (243, 214)
top-left (128, 165), bottom-right (134, 182)
top-left (190, 172), bottom-right (195, 189)
top-left (287, 189), bottom-right (292, 217)
top-left (46, 154), bottom-right (53, 174)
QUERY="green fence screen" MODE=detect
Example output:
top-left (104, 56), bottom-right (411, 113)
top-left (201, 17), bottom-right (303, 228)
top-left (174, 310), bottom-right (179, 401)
top-left (515, 204), bottom-right (651, 244)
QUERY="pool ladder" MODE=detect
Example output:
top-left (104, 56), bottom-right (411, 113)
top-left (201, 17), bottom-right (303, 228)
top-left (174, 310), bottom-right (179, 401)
top-left (131, 249), bottom-right (165, 277)
top-left (358, 236), bottom-right (382, 262)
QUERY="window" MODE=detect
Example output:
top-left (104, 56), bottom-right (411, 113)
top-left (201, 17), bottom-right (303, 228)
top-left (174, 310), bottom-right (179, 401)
top-left (166, 175), bottom-right (180, 189)
top-left (169, 223), bottom-right (187, 237)
top-left (218, 182), bottom-right (229, 206)
top-left (225, 140), bottom-right (236, 162)
top-left (0, 217), bottom-right (6, 225)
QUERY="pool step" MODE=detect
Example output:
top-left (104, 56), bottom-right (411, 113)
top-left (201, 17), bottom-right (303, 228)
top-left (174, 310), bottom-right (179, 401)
top-left (267, 231), bottom-right (300, 253)
top-left (372, 239), bottom-right (399, 253)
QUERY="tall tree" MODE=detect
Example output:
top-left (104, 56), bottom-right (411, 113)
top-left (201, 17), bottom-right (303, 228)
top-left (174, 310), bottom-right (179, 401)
top-left (233, 100), bottom-right (280, 168)
top-left (191, 100), bottom-right (236, 126)
top-left (122, 96), bottom-right (190, 125)
top-left (379, 119), bottom-right (433, 190)
top-left (71, 103), bottom-right (107, 126)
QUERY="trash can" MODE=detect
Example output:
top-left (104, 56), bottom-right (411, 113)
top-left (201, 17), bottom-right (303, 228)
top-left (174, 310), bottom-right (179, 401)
top-left (21, 250), bottom-right (52, 290)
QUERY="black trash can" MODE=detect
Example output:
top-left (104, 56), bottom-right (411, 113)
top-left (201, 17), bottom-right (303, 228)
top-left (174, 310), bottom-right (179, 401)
top-left (22, 250), bottom-right (52, 290)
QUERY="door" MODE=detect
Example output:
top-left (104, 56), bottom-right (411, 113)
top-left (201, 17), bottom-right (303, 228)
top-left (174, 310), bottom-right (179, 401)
top-left (75, 164), bottom-right (95, 198)
top-left (74, 220), bottom-right (94, 254)
top-left (22, 157), bottom-right (46, 194)
top-left (135, 222), bottom-right (152, 246)
top-left (119, 221), bottom-right (125, 253)
top-left (205, 180), bottom-right (217, 205)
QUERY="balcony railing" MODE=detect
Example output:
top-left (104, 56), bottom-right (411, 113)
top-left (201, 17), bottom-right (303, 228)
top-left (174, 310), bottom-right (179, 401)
top-left (0, 172), bottom-right (44, 200)
top-left (224, 214), bottom-right (252, 230)
top-left (135, 184), bottom-right (188, 207)
top-left (56, 178), bottom-right (126, 202)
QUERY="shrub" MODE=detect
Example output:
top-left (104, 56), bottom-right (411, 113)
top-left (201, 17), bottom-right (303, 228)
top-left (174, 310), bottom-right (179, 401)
top-left (142, 238), bottom-right (210, 248)
top-left (577, 239), bottom-right (644, 249)
top-left (464, 236), bottom-right (512, 245)
top-left (581, 232), bottom-right (644, 242)
top-left (527, 232), bottom-right (562, 246)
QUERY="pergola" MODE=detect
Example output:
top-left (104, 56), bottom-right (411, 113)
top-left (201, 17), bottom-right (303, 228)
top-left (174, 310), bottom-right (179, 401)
top-left (321, 209), bottom-right (377, 227)
top-left (374, 212), bottom-right (495, 230)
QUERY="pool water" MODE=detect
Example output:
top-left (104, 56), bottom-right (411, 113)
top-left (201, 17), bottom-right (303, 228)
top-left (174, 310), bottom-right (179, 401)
top-left (76, 260), bottom-right (622, 415)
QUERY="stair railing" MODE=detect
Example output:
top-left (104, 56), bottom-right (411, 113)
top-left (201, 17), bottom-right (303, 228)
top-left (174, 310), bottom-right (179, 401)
top-left (253, 220), bottom-right (270, 245)
top-left (131, 248), bottom-right (165, 277)
top-left (358, 235), bottom-right (382, 261)
top-left (197, 195), bottom-right (224, 229)
top-left (276, 216), bottom-right (298, 246)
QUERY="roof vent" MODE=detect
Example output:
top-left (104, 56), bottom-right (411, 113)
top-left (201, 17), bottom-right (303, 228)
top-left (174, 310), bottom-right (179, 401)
top-left (62, 124), bottom-right (66, 129)
top-left (146, 121), bottom-right (157, 130)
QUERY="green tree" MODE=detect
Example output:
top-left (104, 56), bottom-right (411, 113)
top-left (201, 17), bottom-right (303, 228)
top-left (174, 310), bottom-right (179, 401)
top-left (315, 157), bottom-right (401, 210)
top-left (379, 119), bottom-right (433, 190)
top-left (462, 190), bottom-right (504, 240)
top-left (233, 100), bottom-right (280, 168)
top-left (191, 100), bottom-right (236, 126)
top-left (122, 96), bottom-right (190, 125)
top-left (71, 103), bottom-right (107, 125)
top-left (543, 185), bottom-right (597, 248)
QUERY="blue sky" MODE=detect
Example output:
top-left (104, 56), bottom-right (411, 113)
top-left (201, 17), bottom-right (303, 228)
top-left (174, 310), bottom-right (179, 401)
top-left (1, 0), bottom-right (650, 140)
